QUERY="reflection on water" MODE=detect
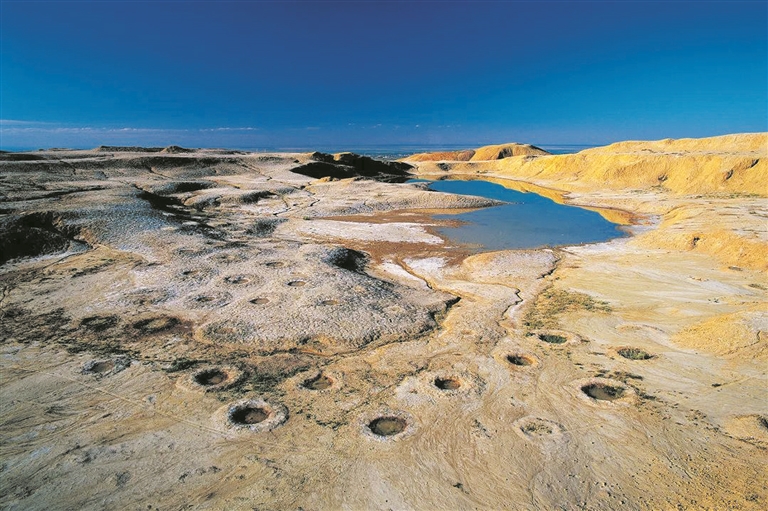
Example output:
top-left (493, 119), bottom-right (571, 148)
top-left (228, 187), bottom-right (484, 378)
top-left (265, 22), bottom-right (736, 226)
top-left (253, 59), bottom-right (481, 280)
top-left (417, 179), bottom-right (627, 251)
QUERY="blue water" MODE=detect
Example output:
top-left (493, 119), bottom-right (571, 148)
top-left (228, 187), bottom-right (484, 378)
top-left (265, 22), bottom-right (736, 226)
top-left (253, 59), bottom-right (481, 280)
top-left (420, 179), bottom-right (626, 251)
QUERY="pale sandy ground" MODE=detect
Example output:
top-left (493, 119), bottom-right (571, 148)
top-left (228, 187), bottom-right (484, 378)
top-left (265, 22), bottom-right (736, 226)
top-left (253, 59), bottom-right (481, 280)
top-left (1, 136), bottom-right (766, 510)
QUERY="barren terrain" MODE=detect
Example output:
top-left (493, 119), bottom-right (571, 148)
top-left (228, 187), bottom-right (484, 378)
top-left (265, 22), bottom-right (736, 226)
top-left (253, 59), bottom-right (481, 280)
top-left (1, 134), bottom-right (766, 510)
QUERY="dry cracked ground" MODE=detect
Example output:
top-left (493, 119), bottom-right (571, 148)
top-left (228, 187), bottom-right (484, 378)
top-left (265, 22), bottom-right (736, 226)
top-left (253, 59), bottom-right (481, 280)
top-left (0, 145), bottom-right (766, 510)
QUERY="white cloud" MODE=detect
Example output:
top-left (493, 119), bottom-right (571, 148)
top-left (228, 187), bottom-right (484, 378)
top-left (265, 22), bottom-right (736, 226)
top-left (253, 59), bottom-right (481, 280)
top-left (0, 121), bottom-right (261, 135)
top-left (200, 127), bottom-right (259, 132)
top-left (0, 119), bottom-right (57, 127)
top-left (0, 121), bottom-right (272, 150)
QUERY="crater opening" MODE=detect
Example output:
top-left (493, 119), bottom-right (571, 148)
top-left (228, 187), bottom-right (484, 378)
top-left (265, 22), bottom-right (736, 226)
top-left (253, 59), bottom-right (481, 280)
top-left (368, 416), bottom-right (407, 437)
top-left (80, 315), bottom-right (119, 332)
top-left (124, 288), bottom-right (170, 306)
top-left (287, 280), bottom-right (306, 287)
top-left (538, 333), bottom-right (567, 344)
top-left (250, 297), bottom-right (269, 305)
top-left (230, 405), bottom-right (270, 425)
top-left (194, 368), bottom-right (228, 386)
top-left (265, 261), bottom-right (285, 268)
top-left (211, 253), bottom-right (246, 263)
top-left (302, 373), bottom-right (333, 390)
top-left (434, 377), bottom-right (462, 390)
top-left (514, 416), bottom-right (564, 441)
top-left (85, 360), bottom-right (114, 374)
top-left (759, 416), bottom-right (768, 431)
top-left (201, 320), bottom-right (254, 343)
top-left (320, 299), bottom-right (339, 306)
top-left (133, 316), bottom-right (179, 333)
top-left (522, 421), bottom-right (553, 435)
top-left (582, 383), bottom-right (625, 401)
top-left (617, 347), bottom-right (653, 360)
top-left (186, 291), bottom-right (231, 309)
top-left (224, 275), bottom-right (250, 285)
top-left (507, 354), bottom-right (535, 366)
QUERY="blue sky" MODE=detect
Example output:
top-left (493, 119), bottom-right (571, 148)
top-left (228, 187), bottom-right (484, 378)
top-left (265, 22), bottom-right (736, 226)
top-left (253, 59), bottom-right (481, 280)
top-left (1, 0), bottom-right (766, 150)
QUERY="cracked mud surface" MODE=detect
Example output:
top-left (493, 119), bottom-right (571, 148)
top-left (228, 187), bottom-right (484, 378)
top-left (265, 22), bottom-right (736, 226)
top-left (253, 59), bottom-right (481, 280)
top-left (1, 144), bottom-right (766, 510)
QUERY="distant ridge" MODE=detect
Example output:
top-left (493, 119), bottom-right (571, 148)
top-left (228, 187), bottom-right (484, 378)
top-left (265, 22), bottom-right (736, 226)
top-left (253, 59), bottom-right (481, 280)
top-left (94, 145), bottom-right (165, 153)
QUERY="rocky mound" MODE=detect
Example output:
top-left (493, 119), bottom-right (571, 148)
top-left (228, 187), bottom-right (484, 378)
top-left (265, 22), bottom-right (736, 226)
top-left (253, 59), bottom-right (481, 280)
top-left (291, 152), bottom-right (413, 181)
top-left (0, 152), bottom-right (48, 161)
top-left (161, 145), bottom-right (196, 154)
top-left (0, 212), bottom-right (86, 264)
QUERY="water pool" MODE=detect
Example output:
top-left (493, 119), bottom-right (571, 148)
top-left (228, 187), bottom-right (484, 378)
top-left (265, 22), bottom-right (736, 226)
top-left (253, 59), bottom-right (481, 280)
top-left (417, 179), bottom-right (628, 251)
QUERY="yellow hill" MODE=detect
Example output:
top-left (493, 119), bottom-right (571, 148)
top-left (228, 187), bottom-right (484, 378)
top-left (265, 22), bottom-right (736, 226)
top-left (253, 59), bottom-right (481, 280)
top-left (408, 133), bottom-right (768, 271)
top-left (589, 133), bottom-right (768, 154)
top-left (410, 133), bottom-right (767, 197)
top-left (492, 133), bottom-right (767, 196)
top-left (406, 150), bottom-right (476, 162)
top-left (406, 142), bottom-right (549, 162)
top-left (470, 142), bottom-right (550, 160)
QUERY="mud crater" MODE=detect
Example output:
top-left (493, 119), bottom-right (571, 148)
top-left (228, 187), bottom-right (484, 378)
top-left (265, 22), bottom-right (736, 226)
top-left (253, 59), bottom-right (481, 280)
top-left (514, 416), bottom-right (564, 441)
top-left (80, 315), bottom-right (119, 332)
top-left (209, 252), bottom-right (248, 264)
top-left (369, 417), bottom-right (407, 436)
top-left (617, 347), bottom-right (654, 360)
top-left (199, 320), bottom-right (256, 344)
top-left (575, 378), bottom-right (636, 405)
top-left (187, 365), bottom-right (244, 392)
top-left (361, 410), bottom-right (415, 441)
top-left (122, 287), bottom-right (172, 306)
top-left (225, 399), bottom-right (288, 432)
top-left (302, 373), bottom-right (334, 390)
top-left (133, 315), bottom-right (180, 334)
top-left (293, 369), bottom-right (341, 392)
top-left (506, 353), bottom-right (537, 367)
top-left (529, 329), bottom-right (581, 346)
top-left (232, 406), bottom-right (268, 424)
top-left (409, 370), bottom-right (484, 398)
top-left (82, 356), bottom-right (130, 376)
top-left (434, 376), bottom-right (462, 391)
top-left (224, 275), bottom-right (251, 285)
top-left (582, 383), bottom-right (625, 401)
top-left (184, 291), bottom-right (232, 309)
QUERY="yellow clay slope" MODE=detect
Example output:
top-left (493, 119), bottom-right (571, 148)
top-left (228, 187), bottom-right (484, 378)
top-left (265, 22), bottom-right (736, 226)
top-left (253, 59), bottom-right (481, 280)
top-left (406, 142), bottom-right (549, 162)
